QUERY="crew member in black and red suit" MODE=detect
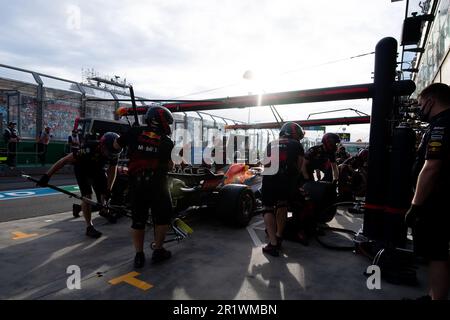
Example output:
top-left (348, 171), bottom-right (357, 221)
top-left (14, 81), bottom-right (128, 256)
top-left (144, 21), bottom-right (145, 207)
top-left (261, 122), bottom-right (305, 257)
top-left (114, 105), bottom-right (175, 268)
top-left (338, 148), bottom-right (369, 201)
top-left (38, 132), bottom-right (122, 238)
top-left (406, 83), bottom-right (450, 300)
top-left (302, 133), bottom-right (340, 183)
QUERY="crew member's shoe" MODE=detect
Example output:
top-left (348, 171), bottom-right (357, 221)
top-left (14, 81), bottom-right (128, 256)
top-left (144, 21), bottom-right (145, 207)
top-left (152, 248), bottom-right (172, 263)
top-left (73, 204), bottom-right (81, 218)
top-left (134, 252), bottom-right (146, 268)
top-left (262, 243), bottom-right (279, 257)
top-left (275, 235), bottom-right (283, 249)
top-left (265, 230), bottom-right (283, 249)
top-left (86, 226), bottom-right (102, 239)
top-left (99, 210), bottom-right (117, 224)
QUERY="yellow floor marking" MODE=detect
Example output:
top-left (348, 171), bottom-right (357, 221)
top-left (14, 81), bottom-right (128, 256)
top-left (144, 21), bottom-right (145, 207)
top-left (12, 231), bottom-right (38, 240)
top-left (109, 271), bottom-right (153, 291)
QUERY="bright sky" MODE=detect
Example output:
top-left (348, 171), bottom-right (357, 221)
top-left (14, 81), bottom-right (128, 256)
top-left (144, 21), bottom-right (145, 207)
top-left (0, 0), bottom-right (408, 141)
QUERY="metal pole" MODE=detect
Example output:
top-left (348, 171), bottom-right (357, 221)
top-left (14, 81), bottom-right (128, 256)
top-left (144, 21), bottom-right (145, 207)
top-left (163, 83), bottom-right (374, 112)
top-left (75, 84), bottom-right (87, 118)
top-left (225, 116), bottom-right (371, 130)
top-left (32, 73), bottom-right (44, 140)
top-left (363, 37), bottom-right (398, 242)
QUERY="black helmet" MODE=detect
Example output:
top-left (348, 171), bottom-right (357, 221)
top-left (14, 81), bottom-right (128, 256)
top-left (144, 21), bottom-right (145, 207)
top-left (145, 105), bottom-right (174, 135)
top-left (280, 122), bottom-right (305, 141)
top-left (358, 148), bottom-right (369, 162)
top-left (100, 132), bottom-right (122, 159)
top-left (321, 133), bottom-right (340, 153)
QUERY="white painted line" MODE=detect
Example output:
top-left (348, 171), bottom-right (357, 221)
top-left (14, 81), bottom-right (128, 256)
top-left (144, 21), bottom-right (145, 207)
top-left (83, 236), bottom-right (108, 250)
top-left (31, 243), bottom-right (84, 272)
top-left (0, 186), bottom-right (79, 201)
top-left (280, 282), bottom-right (285, 300)
top-left (52, 211), bottom-right (74, 216)
top-left (249, 219), bottom-right (265, 228)
top-left (0, 192), bottom-right (75, 201)
top-left (247, 219), bottom-right (265, 247)
top-left (247, 226), bottom-right (263, 247)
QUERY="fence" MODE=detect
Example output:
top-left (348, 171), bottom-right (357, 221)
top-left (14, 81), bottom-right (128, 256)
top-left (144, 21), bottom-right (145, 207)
top-left (1, 64), bottom-right (318, 167)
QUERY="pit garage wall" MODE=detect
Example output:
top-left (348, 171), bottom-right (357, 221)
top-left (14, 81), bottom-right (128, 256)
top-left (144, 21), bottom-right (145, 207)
top-left (415, 0), bottom-right (450, 93)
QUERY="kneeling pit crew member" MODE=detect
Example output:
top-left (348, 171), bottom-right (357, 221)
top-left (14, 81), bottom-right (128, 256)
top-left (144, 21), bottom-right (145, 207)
top-left (38, 132), bottom-right (122, 238)
top-left (338, 148), bottom-right (369, 201)
top-left (302, 132), bottom-right (340, 183)
top-left (114, 105), bottom-right (175, 268)
top-left (261, 122), bottom-right (305, 257)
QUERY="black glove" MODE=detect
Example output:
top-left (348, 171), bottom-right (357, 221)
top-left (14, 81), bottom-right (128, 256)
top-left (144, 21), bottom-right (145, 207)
top-left (37, 174), bottom-right (50, 187)
top-left (405, 204), bottom-right (423, 227)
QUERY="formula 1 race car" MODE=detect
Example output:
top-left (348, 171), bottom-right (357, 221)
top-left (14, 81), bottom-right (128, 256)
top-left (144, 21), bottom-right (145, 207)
top-left (171, 163), bottom-right (261, 227)
top-left (111, 162), bottom-right (262, 228)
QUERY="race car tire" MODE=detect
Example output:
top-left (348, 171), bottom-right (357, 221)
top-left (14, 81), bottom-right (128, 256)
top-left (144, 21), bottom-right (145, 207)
top-left (302, 181), bottom-right (337, 223)
top-left (216, 184), bottom-right (255, 227)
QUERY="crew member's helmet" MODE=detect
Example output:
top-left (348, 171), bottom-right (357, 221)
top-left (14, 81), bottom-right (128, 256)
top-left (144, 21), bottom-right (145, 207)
top-left (145, 105), bottom-right (174, 135)
top-left (279, 122), bottom-right (305, 141)
top-left (321, 133), bottom-right (341, 153)
top-left (357, 148), bottom-right (369, 162)
top-left (99, 132), bottom-right (122, 159)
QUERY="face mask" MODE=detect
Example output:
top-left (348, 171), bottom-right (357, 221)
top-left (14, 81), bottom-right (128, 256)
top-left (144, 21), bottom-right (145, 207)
top-left (418, 99), bottom-right (432, 122)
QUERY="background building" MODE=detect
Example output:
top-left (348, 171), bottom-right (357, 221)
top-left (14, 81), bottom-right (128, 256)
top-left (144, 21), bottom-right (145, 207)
top-left (399, 0), bottom-right (449, 93)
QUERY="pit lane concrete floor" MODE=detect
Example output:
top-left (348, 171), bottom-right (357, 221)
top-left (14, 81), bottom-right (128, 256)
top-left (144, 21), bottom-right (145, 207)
top-left (0, 208), bottom-right (428, 300)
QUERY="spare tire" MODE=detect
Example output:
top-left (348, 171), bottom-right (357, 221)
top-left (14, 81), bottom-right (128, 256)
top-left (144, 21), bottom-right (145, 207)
top-left (303, 181), bottom-right (337, 223)
top-left (216, 184), bottom-right (255, 227)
